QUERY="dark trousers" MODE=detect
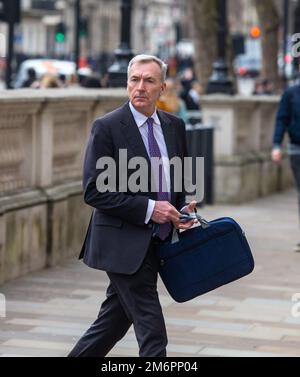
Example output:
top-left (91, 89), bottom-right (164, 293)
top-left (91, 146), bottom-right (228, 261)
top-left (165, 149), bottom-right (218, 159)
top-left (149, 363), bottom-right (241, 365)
top-left (291, 155), bottom-right (300, 226)
top-left (68, 243), bottom-right (167, 357)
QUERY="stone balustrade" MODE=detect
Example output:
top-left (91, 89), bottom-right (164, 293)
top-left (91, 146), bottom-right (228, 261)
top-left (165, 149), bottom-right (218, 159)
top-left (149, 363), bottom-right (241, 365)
top-left (0, 90), bottom-right (293, 284)
top-left (201, 95), bottom-right (294, 203)
top-left (0, 89), bottom-right (127, 284)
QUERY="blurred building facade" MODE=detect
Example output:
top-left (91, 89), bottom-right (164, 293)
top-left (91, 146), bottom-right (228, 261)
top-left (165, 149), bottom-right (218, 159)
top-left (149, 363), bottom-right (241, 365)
top-left (0, 0), bottom-right (185, 72)
top-left (229, 0), bottom-right (299, 36)
top-left (228, 0), bottom-right (257, 35)
top-left (15, 0), bottom-right (64, 57)
top-left (1, 0), bottom-right (300, 77)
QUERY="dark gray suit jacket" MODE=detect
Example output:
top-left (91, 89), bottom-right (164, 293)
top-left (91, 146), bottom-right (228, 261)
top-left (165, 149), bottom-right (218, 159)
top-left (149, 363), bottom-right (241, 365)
top-left (79, 102), bottom-right (188, 274)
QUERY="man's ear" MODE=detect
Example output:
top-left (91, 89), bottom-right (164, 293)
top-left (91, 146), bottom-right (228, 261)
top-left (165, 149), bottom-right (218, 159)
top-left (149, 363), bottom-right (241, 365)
top-left (160, 82), bottom-right (166, 96)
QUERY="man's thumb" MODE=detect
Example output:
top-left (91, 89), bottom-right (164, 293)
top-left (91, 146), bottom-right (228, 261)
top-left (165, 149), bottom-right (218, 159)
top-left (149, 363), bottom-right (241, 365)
top-left (188, 200), bottom-right (197, 211)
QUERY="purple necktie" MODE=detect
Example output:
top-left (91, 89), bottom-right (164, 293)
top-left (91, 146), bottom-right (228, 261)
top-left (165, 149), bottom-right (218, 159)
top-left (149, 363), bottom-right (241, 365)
top-left (147, 117), bottom-right (172, 240)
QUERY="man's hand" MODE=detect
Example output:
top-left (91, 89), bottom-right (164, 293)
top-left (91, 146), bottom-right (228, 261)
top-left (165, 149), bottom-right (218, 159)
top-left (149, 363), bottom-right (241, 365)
top-left (151, 201), bottom-right (181, 224)
top-left (271, 149), bottom-right (282, 164)
top-left (176, 200), bottom-right (198, 231)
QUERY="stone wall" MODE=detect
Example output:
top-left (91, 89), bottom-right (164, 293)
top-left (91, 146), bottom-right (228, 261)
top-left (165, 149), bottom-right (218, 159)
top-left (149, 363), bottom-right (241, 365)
top-left (0, 89), bottom-right (127, 285)
top-left (0, 90), bottom-right (292, 284)
top-left (201, 95), bottom-right (294, 204)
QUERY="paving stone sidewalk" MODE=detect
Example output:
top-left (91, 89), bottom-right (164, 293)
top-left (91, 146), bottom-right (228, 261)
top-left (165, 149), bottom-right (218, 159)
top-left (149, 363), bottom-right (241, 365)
top-left (0, 189), bottom-right (300, 357)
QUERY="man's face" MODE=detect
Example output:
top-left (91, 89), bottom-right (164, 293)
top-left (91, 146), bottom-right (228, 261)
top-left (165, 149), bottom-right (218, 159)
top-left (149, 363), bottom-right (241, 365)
top-left (127, 61), bottom-right (166, 116)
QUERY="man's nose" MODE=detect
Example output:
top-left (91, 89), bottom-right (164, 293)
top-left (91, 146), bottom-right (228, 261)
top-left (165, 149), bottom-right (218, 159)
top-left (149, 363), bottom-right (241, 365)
top-left (137, 79), bottom-right (145, 90)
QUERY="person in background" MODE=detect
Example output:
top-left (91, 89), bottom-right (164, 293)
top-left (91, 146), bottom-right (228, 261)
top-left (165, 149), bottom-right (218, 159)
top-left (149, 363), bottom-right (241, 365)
top-left (179, 67), bottom-right (194, 107)
top-left (77, 67), bottom-right (92, 86)
top-left (59, 74), bottom-right (68, 88)
top-left (272, 75), bottom-right (300, 252)
top-left (156, 78), bottom-right (189, 123)
top-left (67, 73), bottom-right (80, 88)
top-left (100, 72), bottom-right (109, 88)
top-left (81, 73), bottom-right (102, 88)
top-left (21, 68), bottom-right (39, 88)
top-left (186, 80), bottom-right (202, 110)
top-left (39, 74), bottom-right (61, 88)
top-left (253, 79), bottom-right (274, 95)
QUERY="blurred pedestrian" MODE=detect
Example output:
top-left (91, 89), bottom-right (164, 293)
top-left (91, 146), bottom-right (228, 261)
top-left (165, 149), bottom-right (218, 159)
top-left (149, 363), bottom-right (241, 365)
top-left (100, 72), bottom-right (109, 88)
top-left (253, 79), bottom-right (274, 95)
top-left (67, 73), bottom-right (80, 88)
top-left (186, 81), bottom-right (203, 110)
top-left (179, 67), bottom-right (194, 107)
top-left (59, 74), bottom-right (68, 88)
top-left (39, 74), bottom-right (61, 88)
top-left (156, 78), bottom-right (189, 123)
top-left (77, 67), bottom-right (92, 86)
top-left (81, 73), bottom-right (102, 88)
top-left (272, 76), bottom-right (300, 252)
top-left (21, 68), bottom-right (39, 88)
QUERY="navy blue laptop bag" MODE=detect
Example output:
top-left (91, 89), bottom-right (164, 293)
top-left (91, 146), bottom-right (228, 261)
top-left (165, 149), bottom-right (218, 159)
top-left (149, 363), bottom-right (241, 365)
top-left (157, 217), bottom-right (254, 303)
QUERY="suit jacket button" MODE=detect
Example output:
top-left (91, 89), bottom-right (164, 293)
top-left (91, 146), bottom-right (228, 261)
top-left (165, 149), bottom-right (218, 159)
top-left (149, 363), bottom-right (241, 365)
top-left (160, 259), bottom-right (165, 267)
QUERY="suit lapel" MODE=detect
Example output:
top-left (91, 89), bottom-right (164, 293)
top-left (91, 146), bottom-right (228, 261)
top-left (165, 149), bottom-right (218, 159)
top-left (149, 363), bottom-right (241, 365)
top-left (120, 103), bottom-right (150, 165)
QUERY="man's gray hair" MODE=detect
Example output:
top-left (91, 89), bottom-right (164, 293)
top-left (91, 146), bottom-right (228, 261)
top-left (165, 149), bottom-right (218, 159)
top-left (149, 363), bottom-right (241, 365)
top-left (127, 54), bottom-right (168, 82)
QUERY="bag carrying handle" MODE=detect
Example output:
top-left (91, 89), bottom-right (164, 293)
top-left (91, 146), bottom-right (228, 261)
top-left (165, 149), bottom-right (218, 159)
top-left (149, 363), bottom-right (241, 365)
top-left (194, 208), bottom-right (210, 229)
top-left (180, 208), bottom-right (210, 229)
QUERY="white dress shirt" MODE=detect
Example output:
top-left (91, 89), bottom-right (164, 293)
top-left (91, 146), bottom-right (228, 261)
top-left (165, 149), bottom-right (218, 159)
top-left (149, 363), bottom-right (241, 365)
top-left (129, 102), bottom-right (171, 224)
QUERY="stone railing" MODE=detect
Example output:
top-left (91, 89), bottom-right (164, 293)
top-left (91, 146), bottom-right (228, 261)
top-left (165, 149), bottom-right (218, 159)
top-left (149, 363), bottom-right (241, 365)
top-left (0, 89), bottom-right (127, 284)
top-left (0, 90), bottom-right (292, 284)
top-left (201, 95), bottom-right (294, 203)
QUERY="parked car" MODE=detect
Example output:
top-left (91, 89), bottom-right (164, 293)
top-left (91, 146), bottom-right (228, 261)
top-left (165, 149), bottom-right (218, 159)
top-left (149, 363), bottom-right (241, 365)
top-left (13, 59), bottom-right (76, 88)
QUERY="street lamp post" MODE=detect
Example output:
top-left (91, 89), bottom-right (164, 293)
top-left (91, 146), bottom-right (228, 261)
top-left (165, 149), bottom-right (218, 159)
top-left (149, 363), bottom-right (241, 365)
top-left (74, 0), bottom-right (81, 72)
top-left (108, 0), bottom-right (133, 87)
top-left (5, 18), bottom-right (15, 89)
top-left (2, 0), bottom-right (21, 89)
top-left (207, 0), bottom-right (234, 95)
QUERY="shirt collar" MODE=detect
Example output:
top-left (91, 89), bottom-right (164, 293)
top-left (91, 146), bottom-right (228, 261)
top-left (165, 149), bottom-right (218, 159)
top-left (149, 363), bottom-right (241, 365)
top-left (129, 102), bottom-right (160, 128)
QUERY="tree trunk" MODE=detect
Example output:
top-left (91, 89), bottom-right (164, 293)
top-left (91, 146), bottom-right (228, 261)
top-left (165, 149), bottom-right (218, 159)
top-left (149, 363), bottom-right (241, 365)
top-left (188, 0), bottom-right (218, 91)
top-left (253, 0), bottom-right (281, 91)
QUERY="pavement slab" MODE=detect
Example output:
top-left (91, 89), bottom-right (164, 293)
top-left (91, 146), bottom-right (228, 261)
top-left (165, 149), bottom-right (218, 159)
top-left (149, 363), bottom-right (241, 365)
top-left (0, 189), bottom-right (300, 357)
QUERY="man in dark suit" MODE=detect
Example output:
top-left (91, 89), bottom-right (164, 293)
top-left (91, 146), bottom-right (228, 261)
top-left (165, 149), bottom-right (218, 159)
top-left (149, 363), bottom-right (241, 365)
top-left (272, 76), bottom-right (300, 252)
top-left (68, 55), bottom-right (197, 357)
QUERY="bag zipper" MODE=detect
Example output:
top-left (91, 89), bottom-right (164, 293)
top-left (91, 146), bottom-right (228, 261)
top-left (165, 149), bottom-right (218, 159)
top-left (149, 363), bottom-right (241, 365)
top-left (160, 228), bottom-right (234, 265)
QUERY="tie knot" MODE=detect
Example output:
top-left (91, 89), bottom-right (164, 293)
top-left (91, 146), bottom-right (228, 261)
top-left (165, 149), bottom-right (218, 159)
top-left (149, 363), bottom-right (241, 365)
top-left (147, 117), bottom-right (154, 127)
